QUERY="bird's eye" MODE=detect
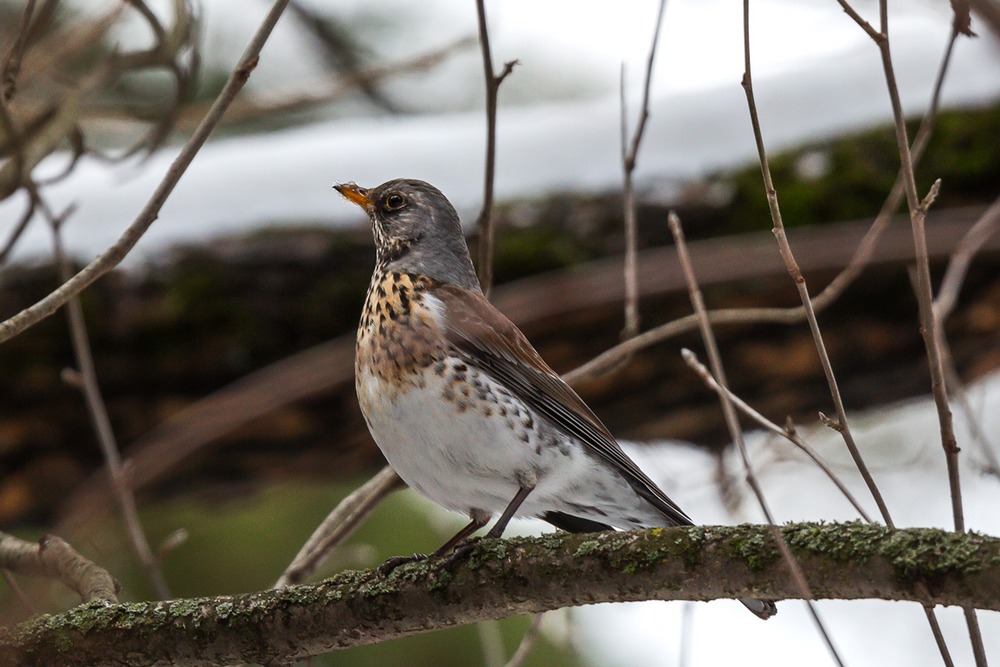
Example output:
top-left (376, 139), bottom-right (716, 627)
top-left (384, 193), bottom-right (406, 211)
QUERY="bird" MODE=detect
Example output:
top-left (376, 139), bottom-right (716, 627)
top-left (335, 178), bottom-right (776, 620)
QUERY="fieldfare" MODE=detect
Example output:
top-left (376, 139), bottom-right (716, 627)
top-left (336, 178), bottom-right (776, 620)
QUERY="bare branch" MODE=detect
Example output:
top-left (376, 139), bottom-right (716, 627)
top-left (4, 524), bottom-right (997, 666)
top-left (670, 211), bottom-right (843, 664)
top-left (833, 1), bottom-right (983, 661)
top-left (620, 0), bottom-right (668, 339)
top-left (932, 197), bottom-right (1000, 484)
top-left (49, 209), bottom-right (171, 600)
top-left (276, 465), bottom-right (403, 588)
top-left (741, 0), bottom-right (893, 530)
top-left (934, 195), bottom-right (1000, 320)
top-left (0, 0), bottom-right (37, 101)
top-left (0, 0), bottom-right (292, 345)
top-left (504, 612), bottom-right (544, 667)
top-left (680, 348), bottom-right (872, 522)
top-left (0, 531), bottom-right (118, 604)
top-left (474, 0), bottom-right (518, 297)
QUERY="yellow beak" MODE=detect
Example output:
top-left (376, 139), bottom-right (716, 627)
top-left (333, 182), bottom-right (373, 211)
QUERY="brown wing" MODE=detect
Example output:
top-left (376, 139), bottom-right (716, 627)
top-left (435, 283), bottom-right (693, 527)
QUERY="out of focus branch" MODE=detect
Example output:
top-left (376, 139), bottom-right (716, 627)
top-left (0, 0), bottom-right (291, 345)
top-left (0, 531), bottom-right (118, 605)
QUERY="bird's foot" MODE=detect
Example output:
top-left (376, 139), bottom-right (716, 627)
top-left (437, 536), bottom-right (482, 571)
top-left (377, 552), bottom-right (428, 576)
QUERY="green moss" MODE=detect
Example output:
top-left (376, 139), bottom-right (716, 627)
top-left (783, 521), bottom-right (990, 582)
top-left (881, 528), bottom-right (984, 578)
top-left (783, 520), bottom-right (889, 564)
top-left (715, 103), bottom-right (1000, 234)
top-left (720, 525), bottom-right (780, 571)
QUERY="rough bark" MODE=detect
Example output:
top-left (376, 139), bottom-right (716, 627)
top-left (2, 522), bottom-right (998, 666)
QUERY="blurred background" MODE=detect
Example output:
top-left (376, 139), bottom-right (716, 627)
top-left (1, 0), bottom-right (1000, 665)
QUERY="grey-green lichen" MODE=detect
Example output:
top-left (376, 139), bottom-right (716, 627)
top-left (5, 523), bottom-right (999, 665)
top-left (720, 524), bottom-right (781, 571)
top-left (781, 521), bottom-right (990, 581)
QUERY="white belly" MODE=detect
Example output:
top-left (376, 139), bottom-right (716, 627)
top-left (357, 358), bottom-right (664, 528)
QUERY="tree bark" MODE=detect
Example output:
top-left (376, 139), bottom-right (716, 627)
top-left (3, 522), bottom-right (998, 666)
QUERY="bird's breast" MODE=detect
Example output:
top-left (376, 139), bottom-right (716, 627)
top-left (355, 271), bottom-right (445, 407)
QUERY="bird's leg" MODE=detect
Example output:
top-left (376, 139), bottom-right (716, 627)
top-left (431, 514), bottom-right (489, 557)
top-left (378, 515), bottom-right (487, 576)
top-left (440, 484), bottom-right (534, 570)
top-left (485, 484), bottom-right (534, 539)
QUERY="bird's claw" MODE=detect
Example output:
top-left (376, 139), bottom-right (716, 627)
top-left (377, 552), bottom-right (427, 576)
top-left (438, 537), bottom-right (481, 571)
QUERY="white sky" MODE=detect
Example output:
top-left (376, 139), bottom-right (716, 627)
top-left (7, 0), bottom-right (998, 261)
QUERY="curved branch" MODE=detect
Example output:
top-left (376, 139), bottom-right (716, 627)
top-left (3, 523), bottom-right (998, 666)
top-left (0, 531), bottom-right (119, 605)
top-left (0, 0), bottom-right (290, 345)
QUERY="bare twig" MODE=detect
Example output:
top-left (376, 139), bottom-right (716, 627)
top-left (570, 11), bottom-right (961, 386)
top-left (0, 531), bottom-right (119, 604)
top-left (474, 0), bottom-right (517, 297)
top-left (503, 612), bottom-right (545, 667)
top-left (1, 0), bottom-right (37, 101)
top-left (741, 0), bottom-right (893, 530)
top-left (275, 465), bottom-right (403, 588)
top-left (863, 4), bottom-right (968, 530)
top-left (1, 567), bottom-right (36, 614)
top-left (935, 196), bottom-right (1000, 320)
top-left (620, 0), bottom-right (667, 339)
top-left (48, 203), bottom-right (170, 599)
top-left (0, 190), bottom-right (35, 264)
top-left (934, 196), bottom-right (1000, 477)
top-left (0, 0), bottom-right (292, 345)
top-left (681, 348), bottom-right (872, 522)
top-left (828, 1), bottom-right (981, 662)
top-left (167, 36), bottom-right (475, 133)
top-left (670, 212), bottom-right (844, 665)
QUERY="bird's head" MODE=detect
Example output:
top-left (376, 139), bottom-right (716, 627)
top-left (335, 179), bottom-right (481, 292)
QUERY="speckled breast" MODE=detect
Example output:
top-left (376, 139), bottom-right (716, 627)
top-left (355, 270), bottom-right (444, 408)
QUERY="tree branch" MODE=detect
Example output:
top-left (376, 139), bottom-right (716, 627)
top-left (0, 0), bottom-right (290, 345)
top-left (0, 531), bottom-right (119, 605)
top-left (3, 523), bottom-right (998, 666)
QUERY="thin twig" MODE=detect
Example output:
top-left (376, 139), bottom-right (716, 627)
top-left (669, 212), bottom-right (844, 665)
top-left (934, 196), bottom-right (1000, 477)
top-left (1, 0), bottom-right (37, 101)
top-left (503, 612), bottom-right (545, 667)
top-left (0, 191), bottom-right (35, 264)
top-left (275, 465), bottom-right (403, 588)
top-left (48, 200), bottom-right (170, 599)
top-left (1, 567), bottom-right (36, 615)
top-left (741, 0), bottom-right (893, 529)
top-left (681, 348), bottom-right (872, 521)
top-left (474, 0), bottom-right (517, 297)
top-left (570, 10), bottom-right (960, 386)
top-left (0, 0), bottom-right (292, 345)
top-left (831, 1), bottom-right (978, 662)
top-left (620, 0), bottom-right (667, 339)
top-left (869, 2), bottom-right (965, 531)
top-left (934, 195), bottom-right (1000, 320)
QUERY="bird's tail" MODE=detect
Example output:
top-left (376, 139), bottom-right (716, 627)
top-left (740, 597), bottom-right (778, 620)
